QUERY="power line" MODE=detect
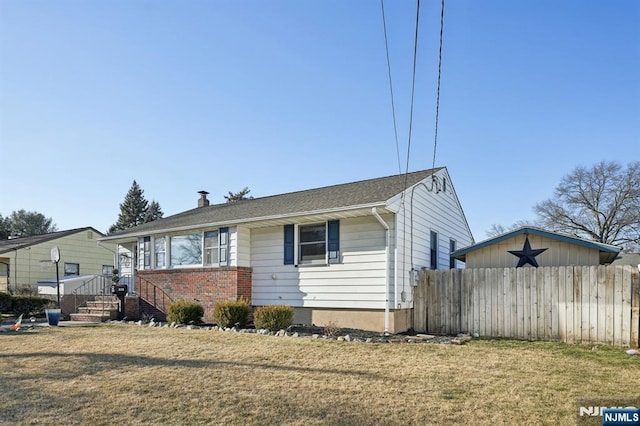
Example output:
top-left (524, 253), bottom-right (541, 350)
top-left (431, 0), bottom-right (445, 172)
top-left (403, 0), bottom-right (421, 191)
top-left (380, 0), bottom-right (402, 175)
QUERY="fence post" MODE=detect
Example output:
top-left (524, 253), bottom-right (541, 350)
top-left (629, 266), bottom-right (639, 348)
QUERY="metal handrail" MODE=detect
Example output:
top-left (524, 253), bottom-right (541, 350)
top-left (71, 275), bottom-right (113, 313)
top-left (133, 274), bottom-right (174, 314)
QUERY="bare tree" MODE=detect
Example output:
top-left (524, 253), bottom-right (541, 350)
top-left (485, 220), bottom-right (534, 238)
top-left (534, 161), bottom-right (640, 250)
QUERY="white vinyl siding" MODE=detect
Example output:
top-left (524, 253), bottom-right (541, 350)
top-left (390, 169), bottom-right (474, 309)
top-left (234, 226), bottom-right (251, 267)
top-left (2, 229), bottom-right (116, 291)
top-left (251, 216), bottom-right (389, 309)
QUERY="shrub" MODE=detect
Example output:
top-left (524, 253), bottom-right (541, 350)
top-left (167, 300), bottom-right (204, 325)
top-left (253, 305), bottom-right (294, 331)
top-left (323, 321), bottom-right (341, 337)
top-left (0, 292), bottom-right (11, 313)
top-left (10, 295), bottom-right (53, 316)
top-left (213, 298), bottom-right (251, 328)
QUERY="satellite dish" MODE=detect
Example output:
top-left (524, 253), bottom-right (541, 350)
top-left (50, 246), bottom-right (61, 264)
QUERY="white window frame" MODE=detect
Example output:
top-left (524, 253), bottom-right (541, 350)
top-left (204, 230), bottom-right (219, 266)
top-left (154, 237), bottom-right (166, 269)
top-left (64, 262), bottom-right (80, 276)
top-left (297, 222), bottom-right (328, 266)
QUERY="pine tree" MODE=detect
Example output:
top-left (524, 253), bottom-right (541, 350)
top-left (109, 181), bottom-right (163, 233)
top-left (224, 187), bottom-right (253, 203)
top-left (145, 200), bottom-right (164, 222)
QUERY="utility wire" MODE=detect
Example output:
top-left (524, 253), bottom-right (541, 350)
top-left (431, 0), bottom-right (445, 172)
top-left (380, 0), bottom-right (402, 175)
top-left (403, 0), bottom-right (421, 191)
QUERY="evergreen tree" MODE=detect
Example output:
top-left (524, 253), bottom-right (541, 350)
top-left (224, 187), bottom-right (253, 203)
top-left (145, 200), bottom-right (164, 222)
top-left (109, 181), bottom-right (163, 234)
top-left (1, 210), bottom-right (57, 238)
top-left (0, 214), bottom-right (9, 239)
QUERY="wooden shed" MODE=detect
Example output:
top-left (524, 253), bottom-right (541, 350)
top-left (451, 226), bottom-right (621, 268)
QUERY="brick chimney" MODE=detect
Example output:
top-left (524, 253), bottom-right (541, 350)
top-left (198, 191), bottom-right (210, 208)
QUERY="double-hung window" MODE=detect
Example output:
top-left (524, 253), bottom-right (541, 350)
top-left (430, 231), bottom-right (438, 270)
top-left (284, 220), bottom-right (340, 266)
top-left (204, 231), bottom-right (219, 265)
top-left (139, 237), bottom-right (151, 269)
top-left (102, 265), bottom-right (114, 276)
top-left (299, 224), bottom-right (326, 263)
top-left (155, 237), bottom-right (166, 268)
top-left (204, 228), bottom-right (229, 266)
top-left (449, 239), bottom-right (456, 269)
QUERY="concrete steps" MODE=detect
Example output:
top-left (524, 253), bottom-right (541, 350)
top-left (69, 296), bottom-right (119, 323)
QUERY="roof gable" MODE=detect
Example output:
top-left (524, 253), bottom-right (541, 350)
top-left (451, 226), bottom-right (621, 264)
top-left (102, 168), bottom-right (442, 240)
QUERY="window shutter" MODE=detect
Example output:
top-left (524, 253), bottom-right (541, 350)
top-left (327, 220), bottom-right (340, 264)
top-left (219, 227), bottom-right (229, 266)
top-left (284, 224), bottom-right (294, 265)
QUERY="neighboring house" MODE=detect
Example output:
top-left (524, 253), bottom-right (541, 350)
top-left (0, 227), bottom-right (116, 293)
top-left (612, 252), bottom-right (640, 267)
top-left (99, 168), bottom-right (473, 333)
top-left (451, 226), bottom-right (621, 268)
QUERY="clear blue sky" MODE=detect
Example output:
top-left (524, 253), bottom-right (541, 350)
top-left (1, 0), bottom-right (638, 240)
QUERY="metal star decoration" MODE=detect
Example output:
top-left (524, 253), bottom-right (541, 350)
top-left (508, 237), bottom-right (547, 267)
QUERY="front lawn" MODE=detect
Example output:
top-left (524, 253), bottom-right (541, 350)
top-left (1, 324), bottom-right (638, 425)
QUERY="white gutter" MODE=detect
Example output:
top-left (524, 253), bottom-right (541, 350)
top-left (98, 202), bottom-right (389, 242)
top-left (372, 207), bottom-right (390, 333)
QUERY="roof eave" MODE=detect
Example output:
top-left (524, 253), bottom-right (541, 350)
top-left (98, 202), bottom-right (390, 242)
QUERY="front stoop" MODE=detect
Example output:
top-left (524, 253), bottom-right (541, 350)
top-left (70, 296), bottom-right (120, 323)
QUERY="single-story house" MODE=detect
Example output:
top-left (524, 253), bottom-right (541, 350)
top-left (451, 226), bottom-right (621, 268)
top-left (99, 168), bottom-right (474, 333)
top-left (0, 227), bottom-right (116, 293)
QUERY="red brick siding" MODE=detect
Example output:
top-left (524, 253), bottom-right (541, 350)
top-left (137, 267), bottom-right (252, 322)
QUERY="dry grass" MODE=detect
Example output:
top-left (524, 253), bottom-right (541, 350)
top-left (1, 324), bottom-right (638, 425)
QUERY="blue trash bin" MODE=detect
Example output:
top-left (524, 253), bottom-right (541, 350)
top-left (45, 309), bottom-right (61, 326)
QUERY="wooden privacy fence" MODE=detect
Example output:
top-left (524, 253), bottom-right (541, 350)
top-left (414, 265), bottom-right (640, 347)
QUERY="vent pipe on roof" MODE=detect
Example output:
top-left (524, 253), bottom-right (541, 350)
top-left (198, 191), bottom-right (210, 208)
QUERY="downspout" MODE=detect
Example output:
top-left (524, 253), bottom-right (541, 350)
top-left (13, 249), bottom-right (18, 293)
top-left (372, 207), bottom-right (390, 333)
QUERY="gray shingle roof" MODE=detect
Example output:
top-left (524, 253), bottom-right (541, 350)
top-left (103, 168), bottom-right (441, 239)
top-left (0, 227), bottom-right (103, 255)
